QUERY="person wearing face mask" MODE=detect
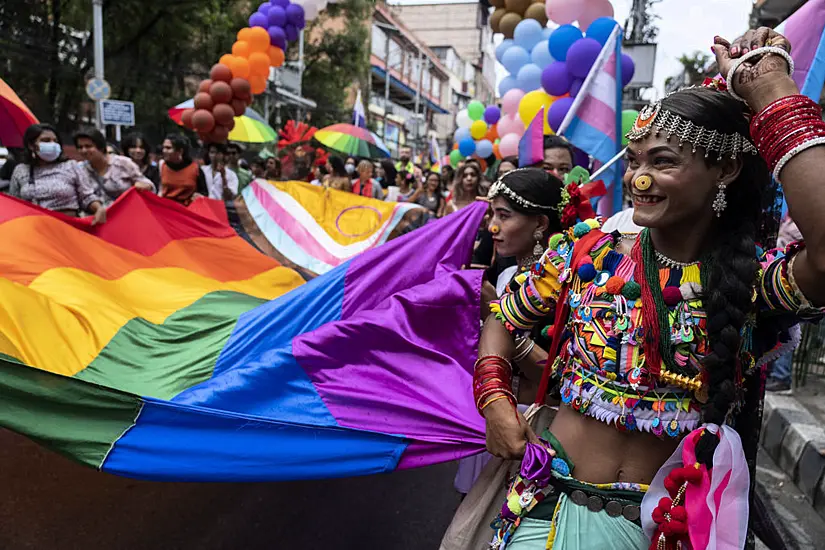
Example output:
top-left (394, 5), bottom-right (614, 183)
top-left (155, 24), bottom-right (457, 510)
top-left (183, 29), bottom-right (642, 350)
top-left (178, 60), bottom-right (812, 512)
top-left (75, 129), bottom-right (154, 206)
top-left (9, 123), bottom-right (106, 224)
top-left (344, 157), bottom-right (357, 177)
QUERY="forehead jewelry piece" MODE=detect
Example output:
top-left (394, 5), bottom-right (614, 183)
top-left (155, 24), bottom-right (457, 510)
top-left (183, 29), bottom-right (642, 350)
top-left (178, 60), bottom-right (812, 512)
top-left (487, 171), bottom-right (560, 212)
top-left (634, 175), bottom-right (652, 191)
top-left (626, 101), bottom-right (757, 161)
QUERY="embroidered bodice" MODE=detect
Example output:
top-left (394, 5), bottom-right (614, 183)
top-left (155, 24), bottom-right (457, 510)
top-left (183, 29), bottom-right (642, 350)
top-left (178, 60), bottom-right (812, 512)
top-left (492, 218), bottom-right (822, 437)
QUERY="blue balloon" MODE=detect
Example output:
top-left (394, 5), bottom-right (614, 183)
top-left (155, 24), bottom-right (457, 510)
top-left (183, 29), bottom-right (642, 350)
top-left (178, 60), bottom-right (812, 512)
top-left (514, 19), bottom-right (544, 51)
top-left (517, 63), bottom-right (543, 92)
top-left (531, 41), bottom-right (555, 69)
top-left (586, 17), bottom-right (620, 46)
top-left (458, 138), bottom-right (476, 157)
top-left (268, 6), bottom-right (286, 27)
top-left (454, 127), bottom-right (472, 144)
top-left (496, 39), bottom-right (514, 63)
top-left (258, 1), bottom-right (271, 14)
top-left (498, 76), bottom-right (519, 97)
top-left (542, 27), bottom-right (553, 41)
top-left (549, 25), bottom-right (583, 62)
top-left (501, 46), bottom-right (529, 75)
top-left (475, 139), bottom-right (494, 159)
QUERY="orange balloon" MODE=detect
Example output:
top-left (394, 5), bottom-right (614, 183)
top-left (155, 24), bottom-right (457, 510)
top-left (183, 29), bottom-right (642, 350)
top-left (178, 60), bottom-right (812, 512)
top-left (219, 54), bottom-right (235, 68)
top-left (268, 46), bottom-right (285, 67)
top-left (229, 56), bottom-right (251, 79)
top-left (493, 143), bottom-right (501, 159)
top-left (248, 27), bottom-right (270, 53)
top-left (237, 27), bottom-right (254, 43)
top-left (232, 40), bottom-right (251, 58)
top-left (452, 143), bottom-right (458, 150)
top-left (248, 52), bottom-right (270, 76)
top-left (485, 125), bottom-right (499, 141)
top-left (249, 75), bottom-right (267, 95)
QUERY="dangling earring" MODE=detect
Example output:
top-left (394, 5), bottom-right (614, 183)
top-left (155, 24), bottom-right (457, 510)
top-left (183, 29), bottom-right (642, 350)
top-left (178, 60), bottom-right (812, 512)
top-left (532, 229), bottom-right (544, 257)
top-left (712, 182), bottom-right (727, 217)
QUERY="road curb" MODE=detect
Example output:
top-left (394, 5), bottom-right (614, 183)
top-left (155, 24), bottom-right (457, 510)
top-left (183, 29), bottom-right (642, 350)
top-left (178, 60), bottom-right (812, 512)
top-left (760, 392), bottom-right (825, 518)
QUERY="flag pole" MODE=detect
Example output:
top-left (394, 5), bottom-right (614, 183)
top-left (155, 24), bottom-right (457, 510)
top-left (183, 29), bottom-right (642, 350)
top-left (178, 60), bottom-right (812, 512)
top-left (590, 146), bottom-right (628, 180)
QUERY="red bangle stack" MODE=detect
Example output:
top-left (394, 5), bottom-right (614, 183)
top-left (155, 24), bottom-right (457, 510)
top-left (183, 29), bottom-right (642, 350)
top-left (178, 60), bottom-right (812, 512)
top-left (473, 354), bottom-right (516, 416)
top-left (749, 94), bottom-right (825, 182)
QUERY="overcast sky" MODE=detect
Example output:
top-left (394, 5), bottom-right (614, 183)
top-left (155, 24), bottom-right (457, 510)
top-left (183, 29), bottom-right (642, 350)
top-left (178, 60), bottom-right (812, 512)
top-left (392, 0), bottom-right (755, 97)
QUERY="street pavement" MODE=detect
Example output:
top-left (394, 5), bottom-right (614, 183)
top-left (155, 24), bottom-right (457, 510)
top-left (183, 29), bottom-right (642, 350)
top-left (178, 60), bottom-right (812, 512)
top-left (0, 429), bottom-right (462, 550)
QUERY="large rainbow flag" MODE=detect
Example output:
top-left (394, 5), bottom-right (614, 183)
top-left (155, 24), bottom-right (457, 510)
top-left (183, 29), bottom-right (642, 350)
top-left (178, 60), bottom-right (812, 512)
top-left (237, 179), bottom-right (424, 276)
top-left (0, 189), bottom-right (487, 481)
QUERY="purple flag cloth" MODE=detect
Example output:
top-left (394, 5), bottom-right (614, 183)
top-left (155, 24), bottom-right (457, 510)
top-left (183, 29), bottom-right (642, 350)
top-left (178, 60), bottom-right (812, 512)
top-left (300, 201), bottom-right (490, 469)
top-left (783, 0), bottom-right (825, 90)
top-left (520, 441), bottom-right (555, 486)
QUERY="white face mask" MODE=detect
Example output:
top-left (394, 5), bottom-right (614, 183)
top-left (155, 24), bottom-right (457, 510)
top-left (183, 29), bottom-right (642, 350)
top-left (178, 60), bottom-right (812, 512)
top-left (344, 163), bottom-right (355, 175)
top-left (37, 142), bottom-right (62, 162)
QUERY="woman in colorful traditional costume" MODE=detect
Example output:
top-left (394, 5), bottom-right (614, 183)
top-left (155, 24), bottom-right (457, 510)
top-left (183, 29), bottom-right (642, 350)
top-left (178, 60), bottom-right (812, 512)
top-left (474, 28), bottom-right (825, 550)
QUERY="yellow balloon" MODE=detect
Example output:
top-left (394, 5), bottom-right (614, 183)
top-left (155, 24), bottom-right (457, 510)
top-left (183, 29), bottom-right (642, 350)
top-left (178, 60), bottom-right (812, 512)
top-left (470, 120), bottom-right (488, 140)
top-left (517, 90), bottom-right (557, 135)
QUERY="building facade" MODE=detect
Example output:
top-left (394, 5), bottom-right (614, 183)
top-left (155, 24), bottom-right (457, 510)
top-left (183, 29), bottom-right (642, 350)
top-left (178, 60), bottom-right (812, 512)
top-left (366, 3), bottom-right (451, 159)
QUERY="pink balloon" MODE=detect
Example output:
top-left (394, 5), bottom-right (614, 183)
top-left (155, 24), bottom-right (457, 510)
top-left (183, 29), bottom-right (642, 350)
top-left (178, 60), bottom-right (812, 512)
top-left (577, 0), bottom-right (614, 31)
top-left (499, 133), bottom-right (522, 158)
top-left (502, 88), bottom-right (526, 117)
top-left (497, 114), bottom-right (526, 137)
top-left (546, 0), bottom-right (583, 25)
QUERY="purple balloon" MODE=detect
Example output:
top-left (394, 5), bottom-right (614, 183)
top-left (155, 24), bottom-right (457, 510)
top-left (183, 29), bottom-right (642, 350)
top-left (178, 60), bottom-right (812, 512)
top-left (541, 61), bottom-right (573, 97)
top-left (268, 5), bottom-right (286, 27)
top-left (268, 25), bottom-right (287, 50)
top-left (249, 11), bottom-right (269, 28)
top-left (547, 97), bottom-right (574, 132)
top-left (484, 105), bottom-right (501, 125)
top-left (258, 1), bottom-right (271, 13)
top-left (284, 23), bottom-right (299, 42)
top-left (566, 38), bottom-right (602, 79)
top-left (569, 78), bottom-right (584, 98)
top-left (270, 0), bottom-right (289, 7)
top-left (620, 53), bottom-right (636, 87)
top-left (286, 3), bottom-right (305, 26)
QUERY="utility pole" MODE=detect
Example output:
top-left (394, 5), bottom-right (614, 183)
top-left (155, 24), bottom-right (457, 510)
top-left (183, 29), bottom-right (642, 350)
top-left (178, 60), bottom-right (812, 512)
top-left (92, 0), bottom-right (104, 130)
top-left (412, 50), bottom-right (424, 159)
top-left (383, 33), bottom-right (392, 144)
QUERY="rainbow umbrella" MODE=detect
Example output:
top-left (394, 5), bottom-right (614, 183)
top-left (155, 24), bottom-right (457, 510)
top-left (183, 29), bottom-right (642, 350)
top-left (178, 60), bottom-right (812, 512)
top-left (0, 79), bottom-right (39, 148)
top-left (314, 123), bottom-right (390, 159)
top-left (167, 99), bottom-right (277, 143)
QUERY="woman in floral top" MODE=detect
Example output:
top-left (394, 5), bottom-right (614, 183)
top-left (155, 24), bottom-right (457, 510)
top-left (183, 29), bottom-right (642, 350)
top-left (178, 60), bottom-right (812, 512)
top-left (9, 124), bottom-right (106, 224)
top-left (75, 129), bottom-right (154, 205)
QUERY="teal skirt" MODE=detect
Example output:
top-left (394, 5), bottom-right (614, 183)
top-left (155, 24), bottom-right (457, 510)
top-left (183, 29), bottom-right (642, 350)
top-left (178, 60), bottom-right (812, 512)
top-left (500, 430), bottom-right (650, 550)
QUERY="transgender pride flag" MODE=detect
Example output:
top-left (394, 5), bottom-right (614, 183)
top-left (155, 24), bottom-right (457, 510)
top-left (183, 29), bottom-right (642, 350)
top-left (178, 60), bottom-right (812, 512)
top-left (558, 25), bottom-right (624, 214)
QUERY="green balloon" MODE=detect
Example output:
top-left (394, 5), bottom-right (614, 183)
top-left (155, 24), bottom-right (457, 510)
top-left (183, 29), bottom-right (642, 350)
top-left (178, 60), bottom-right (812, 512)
top-left (450, 149), bottom-right (464, 167)
top-left (621, 110), bottom-right (639, 146)
top-left (467, 100), bottom-right (485, 121)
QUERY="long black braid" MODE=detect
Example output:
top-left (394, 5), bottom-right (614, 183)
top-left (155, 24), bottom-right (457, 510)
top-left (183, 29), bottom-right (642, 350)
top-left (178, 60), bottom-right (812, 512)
top-left (658, 87), bottom-right (780, 467)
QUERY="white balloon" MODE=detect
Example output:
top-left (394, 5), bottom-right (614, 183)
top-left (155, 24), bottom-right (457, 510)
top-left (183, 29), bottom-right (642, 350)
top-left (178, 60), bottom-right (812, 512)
top-left (456, 109), bottom-right (473, 128)
top-left (303, 1), bottom-right (320, 19)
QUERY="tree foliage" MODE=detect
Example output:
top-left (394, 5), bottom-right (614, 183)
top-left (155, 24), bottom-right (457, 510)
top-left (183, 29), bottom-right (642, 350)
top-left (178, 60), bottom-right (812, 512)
top-left (1, 0), bottom-right (248, 145)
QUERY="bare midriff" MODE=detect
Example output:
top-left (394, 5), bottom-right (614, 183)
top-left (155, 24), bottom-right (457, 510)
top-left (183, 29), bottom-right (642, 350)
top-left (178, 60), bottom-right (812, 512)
top-left (549, 404), bottom-right (681, 485)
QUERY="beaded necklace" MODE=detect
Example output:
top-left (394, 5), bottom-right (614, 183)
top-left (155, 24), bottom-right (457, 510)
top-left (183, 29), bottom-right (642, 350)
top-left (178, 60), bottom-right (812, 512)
top-left (638, 229), bottom-right (712, 378)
